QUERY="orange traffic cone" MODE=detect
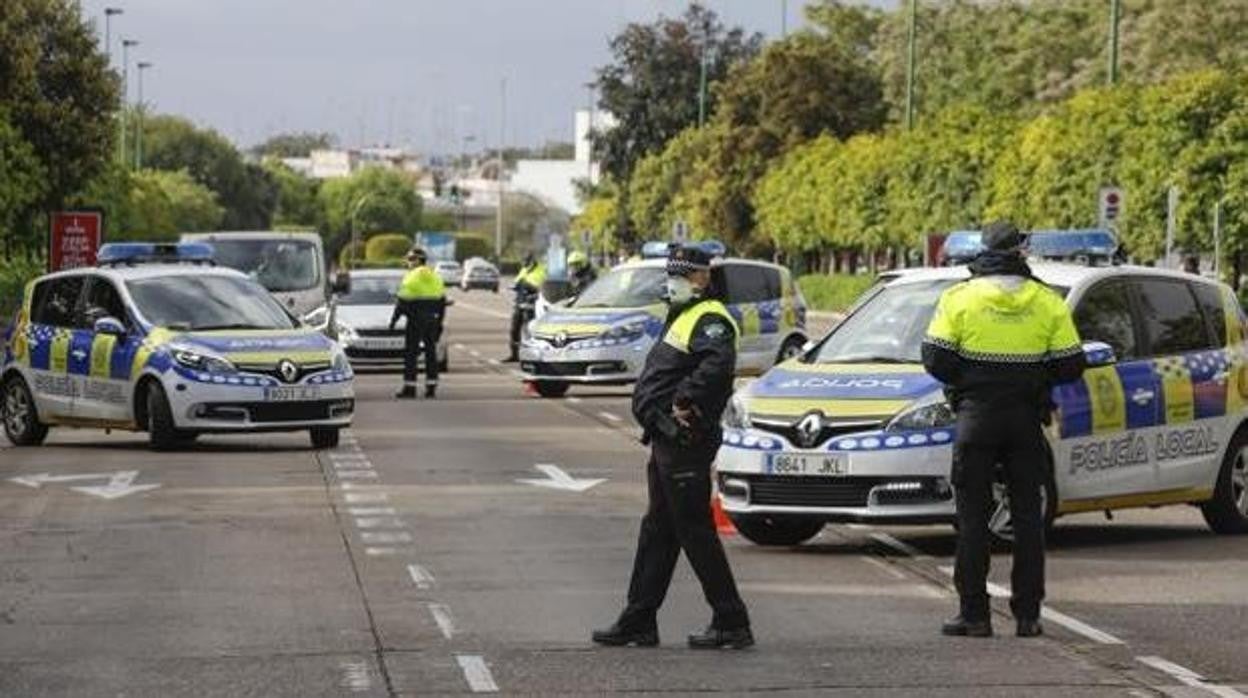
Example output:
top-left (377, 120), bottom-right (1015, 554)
top-left (522, 381), bottom-right (539, 397)
top-left (711, 493), bottom-right (736, 536)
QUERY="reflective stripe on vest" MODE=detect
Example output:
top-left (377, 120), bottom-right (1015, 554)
top-left (662, 299), bottom-right (740, 353)
top-left (397, 266), bottom-right (445, 301)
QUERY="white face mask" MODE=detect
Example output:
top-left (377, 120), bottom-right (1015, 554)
top-left (665, 276), bottom-right (699, 305)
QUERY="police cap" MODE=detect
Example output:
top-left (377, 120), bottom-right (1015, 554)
top-left (982, 221), bottom-right (1025, 252)
top-left (666, 244), bottom-right (713, 277)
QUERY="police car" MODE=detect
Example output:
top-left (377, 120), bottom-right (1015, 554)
top-left (519, 255), bottom-right (808, 398)
top-left (718, 263), bottom-right (1248, 545)
top-left (1, 243), bottom-right (354, 451)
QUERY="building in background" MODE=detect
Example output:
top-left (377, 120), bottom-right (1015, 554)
top-left (510, 109), bottom-right (614, 216)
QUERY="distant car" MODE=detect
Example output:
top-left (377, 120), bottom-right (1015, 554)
top-left (434, 261), bottom-right (462, 286)
top-left (304, 269), bottom-right (449, 372)
top-left (939, 230), bottom-right (983, 266)
top-left (1027, 229), bottom-right (1122, 265)
top-left (461, 260), bottom-right (500, 292)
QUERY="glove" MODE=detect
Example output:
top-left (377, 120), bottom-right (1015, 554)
top-left (653, 412), bottom-right (694, 448)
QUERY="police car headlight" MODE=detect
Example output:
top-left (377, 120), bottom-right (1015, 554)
top-left (887, 397), bottom-right (955, 431)
top-left (722, 393), bottom-right (751, 430)
top-left (173, 348), bottom-right (236, 375)
top-left (331, 350), bottom-right (351, 373)
top-left (603, 321), bottom-right (647, 341)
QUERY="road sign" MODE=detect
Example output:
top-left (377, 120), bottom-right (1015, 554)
top-left (672, 219), bottom-right (689, 243)
top-left (48, 210), bottom-right (104, 272)
top-left (1098, 187), bottom-right (1123, 228)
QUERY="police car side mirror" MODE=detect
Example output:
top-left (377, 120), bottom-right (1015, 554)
top-left (331, 271), bottom-right (351, 296)
top-left (93, 316), bottom-right (127, 337)
top-left (1083, 341), bottom-right (1116, 368)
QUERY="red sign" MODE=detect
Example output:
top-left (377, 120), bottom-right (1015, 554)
top-left (49, 210), bottom-right (104, 272)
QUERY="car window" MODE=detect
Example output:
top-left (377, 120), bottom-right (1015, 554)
top-left (1132, 279), bottom-right (1215, 356)
top-left (1074, 281), bottom-right (1138, 360)
top-left (31, 275), bottom-right (87, 328)
top-left (814, 279), bottom-right (958, 364)
top-left (1191, 282), bottom-right (1228, 347)
top-left (723, 264), bottom-right (772, 304)
top-left (126, 274), bottom-right (296, 331)
top-left (81, 276), bottom-right (129, 326)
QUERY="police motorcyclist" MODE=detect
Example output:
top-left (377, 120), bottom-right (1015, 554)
top-left (390, 247), bottom-right (446, 399)
top-left (592, 243), bottom-right (752, 650)
top-left (921, 221), bottom-right (1086, 638)
top-left (504, 253), bottom-right (546, 363)
top-left (567, 250), bottom-right (597, 296)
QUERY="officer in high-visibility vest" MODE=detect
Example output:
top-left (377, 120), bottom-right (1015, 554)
top-left (389, 247), bottom-right (446, 399)
top-left (504, 253), bottom-right (546, 363)
top-left (593, 243), bottom-right (752, 650)
top-left (922, 221), bottom-right (1086, 639)
top-left (567, 250), bottom-right (597, 296)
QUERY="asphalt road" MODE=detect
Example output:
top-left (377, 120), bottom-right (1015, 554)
top-left (2, 289), bottom-right (1246, 697)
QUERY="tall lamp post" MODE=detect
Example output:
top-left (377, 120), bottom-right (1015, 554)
top-left (905, 0), bottom-right (918, 130)
top-left (120, 38), bottom-right (139, 166)
top-left (495, 77), bottom-right (506, 261)
top-left (103, 7), bottom-right (123, 63)
top-left (135, 61), bottom-right (153, 169)
top-left (1108, 0), bottom-right (1122, 85)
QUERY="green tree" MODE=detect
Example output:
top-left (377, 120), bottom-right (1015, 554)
top-left (0, 0), bottom-right (119, 250)
top-left (250, 131), bottom-right (336, 159)
top-left (118, 169), bottom-right (225, 240)
top-left (318, 167), bottom-right (424, 253)
top-left (0, 109), bottom-right (46, 253)
top-left (264, 160), bottom-right (321, 228)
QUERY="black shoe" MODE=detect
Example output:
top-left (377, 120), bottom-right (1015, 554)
top-left (591, 623), bottom-right (659, 647)
top-left (1016, 619), bottom-right (1043, 638)
top-left (425, 385), bottom-right (437, 399)
top-left (502, 356), bottom-right (520, 363)
top-left (394, 386), bottom-right (416, 399)
top-left (941, 615), bottom-right (993, 637)
top-left (687, 626), bottom-right (754, 650)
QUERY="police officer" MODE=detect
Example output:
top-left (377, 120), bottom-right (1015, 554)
top-left (504, 253), bottom-right (546, 363)
top-left (390, 247), bottom-right (446, 399)
top-left (921, 221), bottom-right (1086, 638)
top-left (567, 250), bottom-right (597, 296)
top-left (593, 243), bottom-right (752, 650)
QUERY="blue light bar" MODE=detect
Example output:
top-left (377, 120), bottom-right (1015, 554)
top-left (640, 241), bottom-right (671, 259)
top-left (640, 240), bottom-right (729, 259)
top-left (98, 242), bottom-right (216, 266)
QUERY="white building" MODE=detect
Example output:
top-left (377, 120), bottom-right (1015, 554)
top-left (510, 109), bottom-right (615, 215)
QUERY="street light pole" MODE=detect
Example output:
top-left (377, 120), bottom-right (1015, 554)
top-left (905, 0), bottom-right (918, 130)
top-left (1108, 0), bottom-right (1122, 85)
top-left (136, 61), bottom-right (153, 169)
top-left (495, 77), bottom-right (506, 261)
top-left (584, 81), bottom-right (596, 185)
top-left (103, 7), bottom-right (123, 63)
top-left (120, 38), bottom-right (138, 167)
top-left (698, 31), bottom-right (710, 127)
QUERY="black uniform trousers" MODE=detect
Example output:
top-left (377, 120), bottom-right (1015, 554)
top-left (508, 306), bottom-right (528, 359)
top-left (617, 436), bottom-right (749, 631)
top-left (403, 312), bottom-right (441, 387)
top-left (952, 405), bottom-right (1047, 622)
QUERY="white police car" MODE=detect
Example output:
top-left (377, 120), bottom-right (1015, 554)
top-left (1, 243), bottom-right (354, 451)
top-left (718, 263), bottom-right (1248, 545)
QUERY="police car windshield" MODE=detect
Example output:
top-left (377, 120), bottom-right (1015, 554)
top-left (208, 239), bottom-right (320, 292)
top-left (573, 267), bottom-right (666, 308)
top-left (127, 275), bottom-right (296, 331)
top-left (339, 276), bottom-right (399, 306)
top-left (814, 280), bottom-right (959, 364)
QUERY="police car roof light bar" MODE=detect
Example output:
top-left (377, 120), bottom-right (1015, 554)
top-left (639, 240), bottom-right (729, 259)
top-left (97, 242), bottom-right (216, 267)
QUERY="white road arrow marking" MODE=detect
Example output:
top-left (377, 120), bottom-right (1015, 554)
top-left (517, 464), bottom-right (605, 493)
top-left (9, 471), bottom-right (159, 499)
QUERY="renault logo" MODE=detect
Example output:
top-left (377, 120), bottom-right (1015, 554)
top-left (553, 331), bottom-right (569, 348)
top-left (795, 412), bottom-right (824, 448)
top-left (278, 359), bottom-right (299, 384)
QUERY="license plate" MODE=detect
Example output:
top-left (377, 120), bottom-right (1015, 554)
top-left (767, 452), bottom-right (848, 476)
top-left (264, 386), bottom-right (321, 402)
top-left (358, 338), bottom-right (404, 350)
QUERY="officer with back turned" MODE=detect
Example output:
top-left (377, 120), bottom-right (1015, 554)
top-left (390, 247), bottom-right (446, 399)
top-left (921, 221), bottom-right (1086, 638)
top-left (592, 243), bottom-right (752, 650)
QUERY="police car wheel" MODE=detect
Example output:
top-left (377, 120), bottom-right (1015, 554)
top-left (2, 375), bottom-right (49, 446)
top-left (534, 381), bottom-right (569, 399)
top-left (144, 381), bottom-right (187, 452)
top-left (1201, 430), bottom-right (1248, 534)
top-left (729, 514), bottom-right (823, 547)
top-left (310, 427), bottom-right (340, 450)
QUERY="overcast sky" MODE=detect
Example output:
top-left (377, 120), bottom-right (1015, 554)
top-left (81, 1), bottom-right (891, 154)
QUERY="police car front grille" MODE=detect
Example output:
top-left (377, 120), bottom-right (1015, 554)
top-left (235, 361), bottom-right (331, 382)
top-left (750, 419), bottom-right (884, 448)
top-left (739, 475), bottom-right (889, 508)
top-left (201, 399), bottom-right (354, 423)
top-left (521, 361), bottom-right (627, 377)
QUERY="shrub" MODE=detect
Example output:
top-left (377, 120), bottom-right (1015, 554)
top-left (365, 233), bottom-right (412, 262)
top-left (797, 274), bottom-right (877, 313)
top-left (0, 255), bottom-right (45, 329)
top-left (455, 234), bottom-right (492, 262)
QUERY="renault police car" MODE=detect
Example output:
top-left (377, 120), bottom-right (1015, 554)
top-left (519, 254), bottom-right (808, 398)
top-left (718, 263), bottom-right (1248, 545)
top-left (1, 243), bottom-right (354, 451)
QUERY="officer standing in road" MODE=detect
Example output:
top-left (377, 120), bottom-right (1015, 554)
top-left (390, 247), bottom-right (446, 399)
top-left (504, 253), bottom-right (546, 363)
top-left (567, 250), bottom-right (597, 296)
top-left (921, 221), bottom-right (1086, 638)
top-left (593, 243), bottom-right (752, 650)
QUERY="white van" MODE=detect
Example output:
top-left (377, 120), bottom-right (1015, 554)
top-left (181, 232), bottom-right (328, 317)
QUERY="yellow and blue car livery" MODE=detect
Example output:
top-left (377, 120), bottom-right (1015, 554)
top-left (717, 263), bottom-right (1248, 540)
top-left (519, 257), bottom-right (807, 387)
top-left (1, 256), bottom-right (353, 445)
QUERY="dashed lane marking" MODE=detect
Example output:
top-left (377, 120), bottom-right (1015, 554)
top-left (365, 547), bottom-right (399, 556)
top-left (345, 492), bottom-right (389, 503)
top-left (598, 411), bottom-right (623, 423)
top-left (339, 661), bottom-right (372, 693)
top-left (354, 517), bottom-right (406, 529)
top-left (428, 603), bottom-right (456, 639)
top-left (869, 531), bottom-right (931, 560)
top-left (1137, 656), bottom-right (1248, 698)
top-left (860, 554), bottom-right (907, 581)
top-left (488, 359), bottom-right (501, 366)
top-left (407, 563), bottom-right (435, 590)
top-left (337, 470), bottom-right (380, 480)
top-left (566, 396), bottom-right (582, 404)
top-left (456, 654), bottom-right (499, 693)
top-left (348, 507), bottom-right (397, 516)
top-left (454, 343), bottom-right (467, 350)
top-left (361, 531), bottom-right (412, 544)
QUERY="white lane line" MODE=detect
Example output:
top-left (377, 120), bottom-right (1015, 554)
top-left (340, 482), bottom-right (375, 490)
top-left (937, 565), bottom-right (1126, 645)
top-left (345, 492), bottom-right (389, 503)
top-left (337, 470), bottom-right (380, 479)
top-left (330, 453), bottom-right (370, 461)
top-left (428, 603), bottom-right (456, 639)
top-left (354, 517), bottom-right (406, 529)
top-left (488, 358), bottom-right (501, 366)
top-left (334, 462), bottom-right (373, 470)
top-left (1138, 656), bottom-right (1248, 698)
top-left (348, 507), bottom-right (397, 516)
top-left (361, 531), bottom-right (412, 544)
top-left (598, 411), bottom-right (623, 423)
top-left (470, 349), bottom-right (482, 358)
top-left (454, 343), bottom-right (467, 350)
top-left (407, 563), bottom-right (435, 589)
top-left (365, 547), bottom-right (399, 556)
top-left (456, 654), bottom-right (499, 693)
top-left (566, 396), bottom-right (583, 404)
top-left (339, 661), bottom-right (371, 693)
top-left (869, 531), bottom-right (931, 560)
top-left (860, 554), bottom-right (907, 581)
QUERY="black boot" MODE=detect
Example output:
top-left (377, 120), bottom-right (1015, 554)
top-left (591, 623), bottom-right (659, 647)
top-left (687, 625), bottom-right (754, 650)
top-left (394, 385), bottom-right (416, 399)
top-left (1016, 618), bottom-right (1043, 638)
top-left (425, 384), bottom-right (437, 399)
top-left (941, 615), bottom-right (993, 637)
top-left (502, 355), bottom-right (519, 363)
